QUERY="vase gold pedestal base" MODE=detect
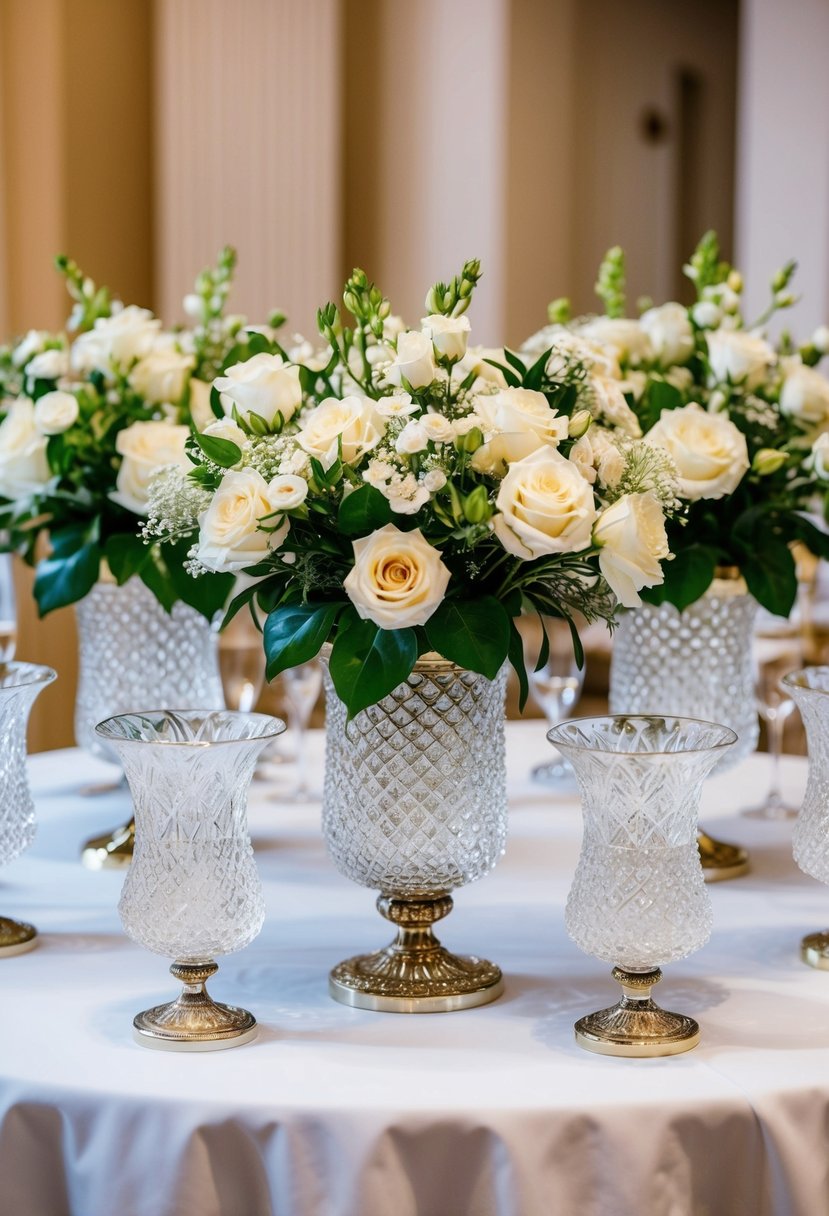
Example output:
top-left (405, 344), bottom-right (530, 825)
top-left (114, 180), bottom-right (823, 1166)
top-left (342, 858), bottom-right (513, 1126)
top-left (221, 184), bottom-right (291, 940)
top-left (575, 967), bottom-right (700, 1058)
top-left (133, 961), bottom-right (257, 1051)
top-left (698, 830), bottom-right (749, 882)
top-left (0, 916), bottom-right (37, 958)
top-left (329, 893), bottom-right (504, 1013)
top-left (801, 931), bottom-right (829, 970)
top-left (81, 817), bottom-right (135, 870)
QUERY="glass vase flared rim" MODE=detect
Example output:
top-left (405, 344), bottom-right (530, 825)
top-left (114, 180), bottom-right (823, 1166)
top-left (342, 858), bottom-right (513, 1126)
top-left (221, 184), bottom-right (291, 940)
top-left (94, 708), bottom-right (286, 749)
top-left (547, 713), bottom-right (738, 756)
top-left (0, 662), bottom-right (57, 690)
top-left (782, 666), bottom-right (829, 697)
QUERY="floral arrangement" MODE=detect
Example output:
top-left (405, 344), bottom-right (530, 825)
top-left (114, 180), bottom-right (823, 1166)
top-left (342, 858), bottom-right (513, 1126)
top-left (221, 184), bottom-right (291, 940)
top-left (0, 248), bottom-right (283, 618)
top-left (146, 261), bottom-right (678, 716)
top-left (523, 232), bottom-right (829, 616)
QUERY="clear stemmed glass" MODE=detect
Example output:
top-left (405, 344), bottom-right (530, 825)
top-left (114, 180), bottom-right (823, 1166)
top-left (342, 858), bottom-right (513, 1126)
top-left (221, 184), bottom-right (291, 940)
top-left (519, 615), bottom-right (584, 785)
top-left (95, 709), bottom-right (285, 1050)
top-left (280, 662), bottom-right (323, 801)
top-left (742, 618), bottom-right (803, 819)
top-left (219, 611), bottom-right (266, 713)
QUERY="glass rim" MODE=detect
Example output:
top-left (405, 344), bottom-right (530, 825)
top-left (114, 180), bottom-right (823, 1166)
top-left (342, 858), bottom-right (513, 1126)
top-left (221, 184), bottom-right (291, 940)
top-left (0, 662), bottom-right (57, 688)
top-left (781, 666), bottom-right (829, 695)
top-left (94, 708), bottom-right (286, 747)
top-left (547, 713), bottom-right (738, 756)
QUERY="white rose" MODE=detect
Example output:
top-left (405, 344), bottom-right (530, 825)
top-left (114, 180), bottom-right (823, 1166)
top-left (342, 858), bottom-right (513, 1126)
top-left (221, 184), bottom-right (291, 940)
top-left (420, 413), bottom-right (455, 443)
top-left (110, 420), bottom-right (190, 515)
top-left (492, 446), bottom-right (597, 560)
top-left (25, 348), bottom-right (70, 381)
top-left (12, 330), bottom-right (50, 368)
top-left (214, 353), bottom-right (302, 427)
top-left (780, 361), bottom-right (829, 425)
top-left (569, 435), bottom-right (598, 484)
top-left (297, 395), bottom-right (385, 467)
top-left (580, 317), bottom-right (654, 365)
top-left (396, 421), bottom-right (429, 455)
top-left (423, 469), bottom-right (447, 492)
top-left (639, 303), bottom-right (694, 366)
top-left (203, 417), bottom-right (248, 450)
top-left (470, 431), bottom-right (547, 476)
top-left (706, 329), bottom-right (774, 389)
top-left (647, 403), bottom-right (749, 500)
top-left (590, 376), bottom-right (642, 436)
top-left (344, 523), bottom-right (450, 629)
top-left (386, 331), bottom-right (437, 389)
top-left (129, 348), bottom-right (195, 405)
top-left (810, 432), bottom-right (829, 480)
top-left (375, 391), bottom-right (418, 418)
top-left (692, 301), bottom-right (722, 329)
top-left (33, 390), bottom-right (79, 435)
top-left (196, 469), bottom-right (290, 573)
top-left (70, 306), bottom-right (161, 373)
top-left (267, 474), bottom-right (308, 511)
top-left (454, 345), bottom-right (508, 388)
top-left (420, 314), bottom-right (471, 362)
top-left (475, 387), bottom-right (569, 449)
top-left (0, 398), bottom-right (50, 498)
top-left (594, 492), bottom-right (669, 608)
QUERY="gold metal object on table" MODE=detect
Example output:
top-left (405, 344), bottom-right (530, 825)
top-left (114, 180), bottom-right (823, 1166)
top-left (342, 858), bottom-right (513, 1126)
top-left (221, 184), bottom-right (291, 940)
top-left (801, 931), bottom-right (829, 970)
top-left (81, 817), bottom-right (135, 870)
top-left (0, 916), bottom-right (37, 957)
top-left (575, 967), bottom-right (700, 1057)
top-left (132, 960), bottom-right (257, 1051)
top-left (698, 830), bottom-right (750, 882)
top-left (329, 893), bottom-right (504, 1013)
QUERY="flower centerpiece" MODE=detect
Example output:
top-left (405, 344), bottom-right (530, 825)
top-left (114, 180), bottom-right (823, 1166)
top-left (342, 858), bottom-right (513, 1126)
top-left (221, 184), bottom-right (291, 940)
top-left (147, 260), bottom-right (677, 1010)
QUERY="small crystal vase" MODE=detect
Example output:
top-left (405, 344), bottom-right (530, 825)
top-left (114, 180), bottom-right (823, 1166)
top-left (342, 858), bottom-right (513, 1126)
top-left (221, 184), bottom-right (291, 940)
top-left (782, 668), bottom-right (829, 970)
top-left (76, 578), bottom-right (225, 870)
top-left (0, 663), bottom-right (57, 956)
top-left (95, 709), bottom-right (284, 1051)
top-left (321, 657), bottom-right (508, 1013)
top-left (549, 715), bottom-right (735, 1057)
top-left (609, 573), bottom-right (757, 881)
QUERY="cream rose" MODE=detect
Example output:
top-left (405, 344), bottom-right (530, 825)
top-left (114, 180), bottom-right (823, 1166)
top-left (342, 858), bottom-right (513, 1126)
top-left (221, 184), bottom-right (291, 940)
top-left (214, 353), bottom-right (302, 428)
top-left (492, 446), bottom-right (597, 560)
top-left (110, 420), bottom-right (190, 515)
top-left (33, 390), bottom-right (79, 435)
top-left (386, 331), bottom-right (437, 389)
top-left (580, 317), bottom-right (653, 365)
top-left (647, 403), bottom-right (749, 501)
top-left (639, 303), bottom-right (694, 366)
top-left (0, 398), bottom-right (50, 498)
top-left (590, 376), bottom-right (642, 436)
top-left (267, 474), bottom-right (308, 511)
top-left (196, 469), bottom-right (290, 573)
top-left (420, 314), bottom-right (471, 362)
top-left (202, 417), bottom-right (248, 451)
top-left (344, 523), bottom-right (450, 629)
top-left (25, 348), bottom-right (70, 381)
top-left (70, 306), bottom-right (161, 373)
top-left (593, 492), bottom-right (669, 608)
top-left (470, 431), bottom-right (546, 476)
top-left (780, 361), bottom-right (829, 425)
top-left (129, 348), bottom-right (195, 405)
top-left (297, 395), bottom-right (385, 467)
top-left (475, 387), bottom-right (569, 450)
top-left (706, 329), bottom-right (774, 389)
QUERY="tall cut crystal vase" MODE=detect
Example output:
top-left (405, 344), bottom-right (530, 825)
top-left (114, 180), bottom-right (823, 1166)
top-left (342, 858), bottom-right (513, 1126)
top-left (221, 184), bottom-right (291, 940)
top-left (0, 664), bottom-right (57, 956)
top-left (609, 571), bottom-right (757, 881)
top-left (550, 715), bottom-right (735, 1057)
top-left (96, 709), bottom-right (284, 1051)
top-left (75, 577), bottom-right (225, 870)
top-left (322, 657), bottom-right (508, 1013)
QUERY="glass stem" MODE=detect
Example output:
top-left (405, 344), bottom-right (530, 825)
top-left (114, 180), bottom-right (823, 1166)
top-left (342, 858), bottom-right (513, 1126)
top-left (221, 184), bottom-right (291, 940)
top-left (766, 712), bottom-right (785, 807)
top-left (293, 712), bottom-right (308, 797)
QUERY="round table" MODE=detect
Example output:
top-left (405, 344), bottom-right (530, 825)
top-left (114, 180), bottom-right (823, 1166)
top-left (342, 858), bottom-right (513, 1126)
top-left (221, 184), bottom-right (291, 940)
top-left (1, 722), bottom-right (826, 1216)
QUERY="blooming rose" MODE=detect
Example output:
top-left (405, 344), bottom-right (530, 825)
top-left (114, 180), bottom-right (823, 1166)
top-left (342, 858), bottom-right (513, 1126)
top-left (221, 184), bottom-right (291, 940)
top-left (344, 523), bottom-right (450, 629)
top-left (639, 303), bottom-right (694, 366)
top-left (214, 353), bottom-right (302, 427)
top-left (196, 469), bottom-right (290, 573)
top-left (590, 376), bottom-right (642, 436)
top-left (33, 390), bottom-right (79, 435)
top-left (492, 446), bottom-right (597, 560)
top-left (420, 413), bottom-right (455, 443)
top-left (267, 474), bottom-right (308, 511)
top-left (375, 391), bottom-right (418, 418)
top-left (420, 314), bottom-right (471, 361)
top-left (779, 361), bottom-right (829, 426)
top-left (706, 329), bottom-right (774, 389)
top-left (647, 403), bottom-right (749, 501)
top-left (110, 421), bottom-right (190, 514)
top-left (580, 317), bottom-right (653, 365)
top-left (129, 348), bottom-right (195, 405)
top-left (297, 395), bottom-right (385, 467)
top-left (0, 398), bottom-right (50, 498)
top-left (25, 348), bottom-right (70, 381)
top-left (476, 387), bottom-right (569, 448)
top-left (470, 431), bottom-right (547, 476)
top-left (593, 492), bottom-right (668, 608)
top-left (396, 421), bottom-right (429, 455)
top-left (386, 331), bottom-right (437, 389)
top-left (203, 417), bottom-right (247, 451)
top-left (71, 306), bottom-right (161, 373)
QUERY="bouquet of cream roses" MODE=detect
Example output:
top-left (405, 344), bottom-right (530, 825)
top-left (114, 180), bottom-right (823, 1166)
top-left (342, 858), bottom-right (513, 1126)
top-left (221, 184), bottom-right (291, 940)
top-left (0, 247), bottom-right (283, 619)
top-left (146, 261), bottom-right (677, 716)
top-left (523, 232), bottom-right (829, 616)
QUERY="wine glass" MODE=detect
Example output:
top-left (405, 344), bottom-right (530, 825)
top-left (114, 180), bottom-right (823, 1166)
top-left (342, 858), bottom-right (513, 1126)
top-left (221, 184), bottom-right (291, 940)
top-left (519, 615), bottom-right (585, 785)
top-left (0, 555), bottom-right (17, 663)
top-left (280, 662), bottom-right (323, 801)
top-left (219, 611), bottom-right (265, 713)
top-left (741, 616), bottom-right (803, 819)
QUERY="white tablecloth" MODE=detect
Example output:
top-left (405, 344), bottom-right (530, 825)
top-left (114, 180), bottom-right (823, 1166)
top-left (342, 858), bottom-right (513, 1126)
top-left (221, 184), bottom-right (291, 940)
top-left (1, 723), bottom-right (828, 1216)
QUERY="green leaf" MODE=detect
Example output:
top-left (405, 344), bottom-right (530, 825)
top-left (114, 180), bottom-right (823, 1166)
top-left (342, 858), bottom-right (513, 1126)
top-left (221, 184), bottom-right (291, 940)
top-left (424, 596), bottom-right (510, 679)
top-left (503, 348), bottom-right (527, 376)
top-left (535, 615), bottom-right (550, 673)
top-left (483, 358), bottom-right (520, 388)
top-left (161, 538), bottom-right (234, 621)
top-left (328, 609), bottom-right (418, 717)
top-left (338, 485), bottom-right (392, 536)
top-left (209, 385), bottom-right (224, 419)
top-left (264, 601), bottom-right (343, 680)
top-left (523, 348), bottom-right (552, 392)
top-left (508, 621), bottom-right (529, 713)
top-left (34, 523), bottom-right (102, 615)
top-left (193, 429), bottom-right (242, 468)
top-left (105, 532), bottom-right (151, 584)
top-left (787, 512), bottom-right (829, 560)
top-left (137, 553), bottom-right (178, 613)
top-left (640, 544), bottom-right (718, 612)
top-left (639, 378), bottom-right (683, 431)
top-left (742, 540), bottom-right (798, 618)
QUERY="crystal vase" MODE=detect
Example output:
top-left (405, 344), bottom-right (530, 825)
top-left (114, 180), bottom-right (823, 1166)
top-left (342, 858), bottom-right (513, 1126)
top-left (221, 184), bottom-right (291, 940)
top-left (781, 668), bottom-right (829, 969)
top-left (96, 709), bottom-right (284, 1050)
top-left (75, 578), bottom-right (225, 870)
top-left (322, 656), bottom-right (508, 1012)
top-left (0, 663), bottom-right (57, 956)
top-left (550, 714), bottom-right (735, 1056)
top-left (609, 573), bottom-right (758, 880)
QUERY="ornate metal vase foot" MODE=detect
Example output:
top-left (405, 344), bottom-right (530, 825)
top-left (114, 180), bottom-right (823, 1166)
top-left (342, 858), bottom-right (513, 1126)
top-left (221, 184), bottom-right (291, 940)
top-left (0, 916), bottom-right (37, 957)
top-left (81, 817), bottom-right (135, 870)
top-left (133, 961), bottom-right (257, 1052)
top-left (698, 831), bottom-right (750, 882)
top-left (800, 931), bottom-right (829, 970)
top-left (575, 967), bottom-right (699, 1058)
top-left (329, 894), bottom-right (503, 1013)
